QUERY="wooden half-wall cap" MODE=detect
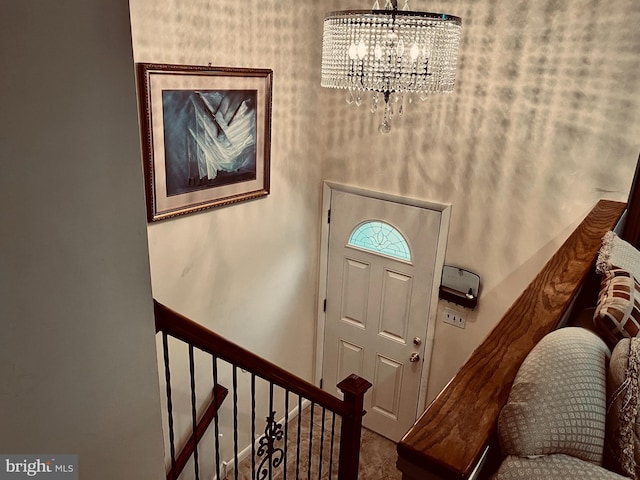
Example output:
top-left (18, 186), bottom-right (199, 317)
top-left (396, 199), bottom-right (626, 480)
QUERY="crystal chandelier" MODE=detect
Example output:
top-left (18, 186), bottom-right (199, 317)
top-left (321, 0), bottom-right (462, 133)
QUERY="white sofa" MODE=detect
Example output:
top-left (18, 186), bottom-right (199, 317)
top-left (492, 327), bottom-right (637, 479)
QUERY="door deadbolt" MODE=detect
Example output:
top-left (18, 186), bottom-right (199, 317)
top-left (413, 337), bottom-right (422, 346)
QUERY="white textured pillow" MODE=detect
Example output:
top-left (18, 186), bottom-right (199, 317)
top-left (597, 231), bottom-right (640, 282)
top-left (605, 338), bottom-right (640, 478)
top-left (498, 328), bottom-right (610, 464)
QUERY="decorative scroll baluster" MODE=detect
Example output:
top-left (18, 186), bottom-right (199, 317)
top-left (154, 301), bottom-right (373, 480)
top-left (256, 410), bottom-right (284, 480)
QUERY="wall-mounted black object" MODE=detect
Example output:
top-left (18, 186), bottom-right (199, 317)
top-left (439, 265), bottom-right (480, 309)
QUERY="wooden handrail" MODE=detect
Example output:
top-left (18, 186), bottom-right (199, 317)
top-left (397, 199), bottom-right (626, 480)
top-left (155, 301), bottom-right (372, 480)
top-left (154, 301), bottom-right (352, 416)
top-left (167, 384), bottom-right (228, 480)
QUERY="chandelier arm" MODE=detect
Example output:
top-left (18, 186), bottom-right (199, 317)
top-left (321, 4), bottom-right (462, 133)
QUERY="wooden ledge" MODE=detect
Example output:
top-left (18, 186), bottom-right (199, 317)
top-left (397, 200), bottom-right (626, 480)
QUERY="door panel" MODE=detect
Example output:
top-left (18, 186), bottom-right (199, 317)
top-left (322, 190), bottom-right (441, 441)
top-left (341, 258), bottom-right (370, 328)
top-left (372, 354), bottom-right (404, 419)
top-left (336, 339), bottom-right (365, 394)
top-left (379, 270), bottom-right (412, 343)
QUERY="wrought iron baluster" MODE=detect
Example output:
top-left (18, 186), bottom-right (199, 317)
top-left (269, 383), bottom-right (274, 480)
top-left (318, 407), bottom-right (326, 480)
top-left (329, 412), bottom-right (336, 479)
top-left (251, 373), bottom-right (256, 480)
top-left (296, 396), bottom-right (302, 480)
top-left (308, 402), bottom-right (315, 480)
top-left (153, 302), bottom-right (372, 480)
top-left (233, 365), bottom-right (239, 480)
top-left (212, 356), bottom-right (221, 480)
top-left (284, 390), bottom-right (290, 480)
top-left (162, 333), bottom-right (177, 479)
top-left (256, 409), bottom-right (284, 480)
top-left (188, 345), bottom-right (200, 480)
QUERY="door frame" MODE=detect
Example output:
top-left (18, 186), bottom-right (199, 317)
top-left (315, 181), bottom-right (451, 414)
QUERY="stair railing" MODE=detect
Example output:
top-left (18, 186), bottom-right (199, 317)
top-left (154, 300), bottom-right (372, 480)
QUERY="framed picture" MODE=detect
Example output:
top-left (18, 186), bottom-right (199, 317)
top-left (137, 63), bottom-right (273, 222)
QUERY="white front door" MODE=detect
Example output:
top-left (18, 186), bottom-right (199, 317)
top-left (321, 189), bottom-right (441, 441)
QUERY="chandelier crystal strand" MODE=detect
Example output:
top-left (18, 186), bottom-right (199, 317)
top-left (321, 3), bottom-right (461, 133)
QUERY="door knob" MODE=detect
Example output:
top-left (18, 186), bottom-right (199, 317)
top-left (409, 352), bottom-right (421, 363)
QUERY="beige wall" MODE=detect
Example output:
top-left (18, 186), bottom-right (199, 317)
top-left (320, 0), bottom-right (640, 400)
top-left (0, 1), bottom-right (165, 478)
top-left (130, 3), bottom-right (326, 473)
top-left (130, 0), bottom-right (322, 475)
top-left (10, 1), bottom-right (637, 475)
top-left (131, 0), bottom-right (324, 381)
top-left (131, 0), bottom-right (640, 437)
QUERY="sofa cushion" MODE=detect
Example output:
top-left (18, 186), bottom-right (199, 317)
top-left (492, 454), bottom-right (629, 479)
top-left (596, 231), bottom-right (640, 281)
top-left (498, 327), bottom-right (610, 464)
top-left (492, 454), bottom-right (627, 480)
top-left (594, 268), bottom-right (640, 345)
top-left (605, 337), bottom-right (640, 478)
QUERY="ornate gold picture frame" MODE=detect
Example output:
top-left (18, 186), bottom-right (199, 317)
top-left (137, 63), bottom-right (272, 222)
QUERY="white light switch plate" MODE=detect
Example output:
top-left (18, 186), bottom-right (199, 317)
top-left (443, 307), bottom-right (466, 329)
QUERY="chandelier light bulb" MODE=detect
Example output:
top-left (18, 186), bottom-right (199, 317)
top-left (321, 0), bottom-right (462, 133)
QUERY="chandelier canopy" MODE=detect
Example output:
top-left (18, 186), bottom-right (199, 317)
top-left (321, 0), bottom-right (462, 133)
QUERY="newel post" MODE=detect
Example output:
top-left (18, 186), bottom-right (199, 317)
top-left (337, 374), bottom-right (373, 480)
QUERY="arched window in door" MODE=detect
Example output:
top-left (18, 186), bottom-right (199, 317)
top-left (348, 220), bottom-right (412, 262)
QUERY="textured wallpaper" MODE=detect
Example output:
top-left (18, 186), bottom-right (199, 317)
top-left (320, 0), bottom-right (640, 398)
top-left (323, 0), bottom-right (640, 280)
top-left (130, 2), bottom-right (327, 475)
top-left (130, 0), bottom-right (324, 364)
top-left (130, 0), bottom-right (640, 453)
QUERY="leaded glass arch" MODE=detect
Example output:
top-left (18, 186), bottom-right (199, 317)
top-left (347, 221), bottom-right (411, 262)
